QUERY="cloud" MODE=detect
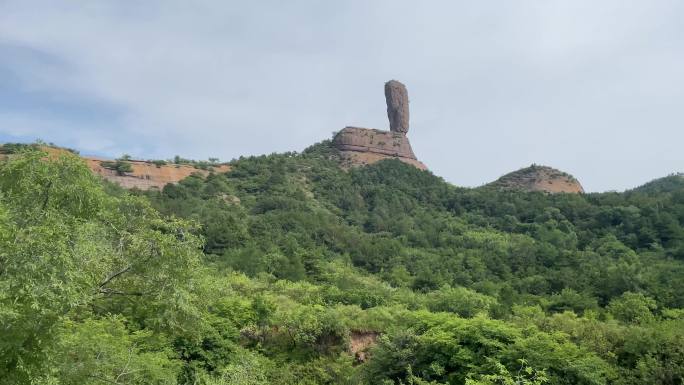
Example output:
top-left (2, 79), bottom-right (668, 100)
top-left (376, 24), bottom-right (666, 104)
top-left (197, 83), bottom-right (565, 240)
top-left (0, 0), bottom-right (682, 191)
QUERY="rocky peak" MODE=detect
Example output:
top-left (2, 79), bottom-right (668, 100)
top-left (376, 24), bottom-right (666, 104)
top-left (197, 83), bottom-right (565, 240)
top-left (385, 80), bottom-right (410, 134)
top-left (332, 80), bottom-right (426, 170)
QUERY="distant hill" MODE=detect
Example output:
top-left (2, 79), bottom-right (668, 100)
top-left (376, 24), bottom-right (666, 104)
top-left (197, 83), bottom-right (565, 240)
top-left (631, 173), bottom-right (684, 194)
top-left (488, 164), bottom-right (584, 193)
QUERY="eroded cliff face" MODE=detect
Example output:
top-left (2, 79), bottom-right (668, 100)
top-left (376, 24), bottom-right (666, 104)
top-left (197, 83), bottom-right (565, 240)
top-left (85, 157), bottom-right (230, 190)
top-left (333, 127), bottom-right (426, 170)
top-left (489, 165), bottom-right (584, 194)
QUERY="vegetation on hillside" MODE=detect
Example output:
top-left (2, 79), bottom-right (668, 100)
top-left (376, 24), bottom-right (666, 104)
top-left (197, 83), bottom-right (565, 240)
top-left (0, 141), bottom-right (79, 155)
top-left (99, 154), bottom-right (227, 172)
top-left (2, 144), bottom-right (683, 384)
top-left (630, 173), bottom-right (684, 194)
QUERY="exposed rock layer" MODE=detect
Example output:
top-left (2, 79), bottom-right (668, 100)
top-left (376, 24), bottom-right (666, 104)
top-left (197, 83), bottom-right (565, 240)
top-left (489, 165), bottom-right (584, 194)
top-left (85, 157), bottom-right (230, 190)
top-left (333, 127), bottom-right (426, 170)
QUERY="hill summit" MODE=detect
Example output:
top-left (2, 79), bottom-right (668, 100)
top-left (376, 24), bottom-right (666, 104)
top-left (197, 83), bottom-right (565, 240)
top-left (631, 173), bottom-right (684, 194)
top-left (489, 164), bottom-right (584, 193)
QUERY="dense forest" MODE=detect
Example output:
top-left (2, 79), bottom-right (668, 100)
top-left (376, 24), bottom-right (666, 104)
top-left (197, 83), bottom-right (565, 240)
top-left (2, 144), bottom-right (683, 384)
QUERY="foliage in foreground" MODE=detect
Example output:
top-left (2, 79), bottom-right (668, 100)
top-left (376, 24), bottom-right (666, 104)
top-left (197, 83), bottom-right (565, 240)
top-left (1, 146), bottom-right (683, 384)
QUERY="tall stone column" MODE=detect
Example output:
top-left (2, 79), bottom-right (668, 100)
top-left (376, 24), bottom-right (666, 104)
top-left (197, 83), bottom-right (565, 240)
top-left (384, 80), bottom-right (409, 134)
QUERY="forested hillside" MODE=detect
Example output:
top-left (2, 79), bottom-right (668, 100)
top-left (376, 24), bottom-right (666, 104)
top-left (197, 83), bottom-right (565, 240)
top-left (2, 144), bottom-right (683, 384)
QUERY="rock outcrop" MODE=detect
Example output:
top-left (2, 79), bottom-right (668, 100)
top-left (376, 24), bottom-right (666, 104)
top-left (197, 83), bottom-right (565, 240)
top-left (385, 80), bottom-right (410, 134)
top-left (332, 80), bottom-right (426, 170)
top-left (85, 157), bottom-right (230, 190)
top-left (334, 127), bottom-right (426, 170)
top-left (489, 164), bottom-right (584, 194)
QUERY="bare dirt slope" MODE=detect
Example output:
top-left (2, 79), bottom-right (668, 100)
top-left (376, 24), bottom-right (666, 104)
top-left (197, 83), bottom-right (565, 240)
top-left (349, 331), bottom-right (379, 363)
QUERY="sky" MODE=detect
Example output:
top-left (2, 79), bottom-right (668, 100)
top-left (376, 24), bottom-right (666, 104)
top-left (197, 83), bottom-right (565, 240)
top-left (1, 1), bottom-right (683, 192)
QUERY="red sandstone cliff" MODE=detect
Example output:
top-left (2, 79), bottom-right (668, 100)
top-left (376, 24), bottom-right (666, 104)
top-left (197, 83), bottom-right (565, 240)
top-left (332, 127), bottom-right (426, 170)
top-left (84, 157), bottom-right (230, 190)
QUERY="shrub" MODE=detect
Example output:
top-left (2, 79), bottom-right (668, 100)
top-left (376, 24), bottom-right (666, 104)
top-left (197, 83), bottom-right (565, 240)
top-left (100, 159), bottom-right (133, 175)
